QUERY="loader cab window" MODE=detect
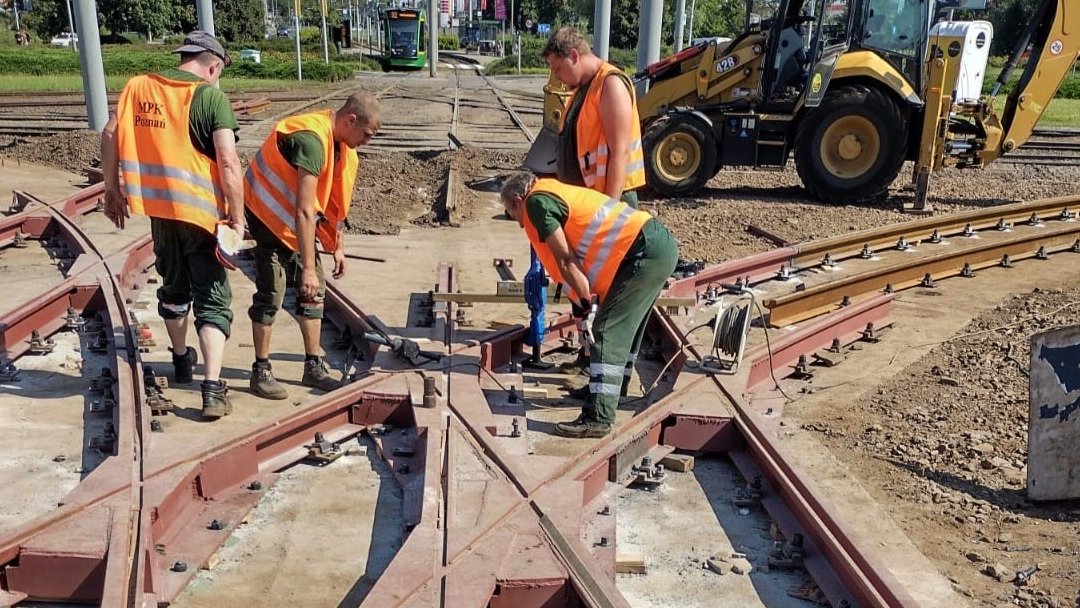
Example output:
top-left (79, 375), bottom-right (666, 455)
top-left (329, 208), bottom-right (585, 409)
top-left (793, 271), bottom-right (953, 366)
top-left (861, 0), bottom-right (925, 57)
top-left (819, 0), bottom-right (852, 47)
top-left (859, 0), bottom-right (928, 86)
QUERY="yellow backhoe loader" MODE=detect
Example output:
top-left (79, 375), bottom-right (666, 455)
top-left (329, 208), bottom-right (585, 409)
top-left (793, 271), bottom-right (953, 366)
top-left (524, 0), bottom-right (1078, 210)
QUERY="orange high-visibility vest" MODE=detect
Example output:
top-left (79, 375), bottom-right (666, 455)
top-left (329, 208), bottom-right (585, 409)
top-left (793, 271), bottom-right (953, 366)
top-left (521, 178), bottom-right (650, 303)
top-left (117, 73), bottom-right (224, 234)
top-left (245, 111), bottom-right (359, 252)
top-left (561, 62), bottom-right (646, 194)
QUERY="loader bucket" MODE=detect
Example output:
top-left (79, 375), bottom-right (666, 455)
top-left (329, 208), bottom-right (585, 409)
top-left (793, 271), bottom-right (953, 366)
top-left (523, 124), bottom-right (559, 175)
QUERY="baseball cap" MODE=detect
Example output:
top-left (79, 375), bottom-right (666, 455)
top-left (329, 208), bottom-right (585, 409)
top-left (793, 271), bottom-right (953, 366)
top-left (172, 30), bottom-right (232, 67)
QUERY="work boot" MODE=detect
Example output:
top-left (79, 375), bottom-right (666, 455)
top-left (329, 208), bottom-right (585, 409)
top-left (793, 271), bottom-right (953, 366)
top-left (170, 346), bottom-right (198, 385)
top-left (250, 361), bottom-right (288, 400)
top-left (558, 350), bottom-right (589, 376)
top-left (565, 383), bottom-right (590, 400)
top-left (554, 414), bottom-right (611, 438)
top-left (200, 379), bottom-right (232, 420)
top-left (302, 357), bottom-right (339, 392)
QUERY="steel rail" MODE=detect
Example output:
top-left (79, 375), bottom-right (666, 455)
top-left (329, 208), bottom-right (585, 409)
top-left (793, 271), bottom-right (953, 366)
top-left (792, 194), bottom-right (1080, 268)
top-left (769, 220), bottom-right (1080, 327)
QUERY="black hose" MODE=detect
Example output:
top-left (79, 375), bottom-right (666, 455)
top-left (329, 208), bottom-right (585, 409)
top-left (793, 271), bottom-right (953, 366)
top-left (990, 0), bottom-right (1054, 98)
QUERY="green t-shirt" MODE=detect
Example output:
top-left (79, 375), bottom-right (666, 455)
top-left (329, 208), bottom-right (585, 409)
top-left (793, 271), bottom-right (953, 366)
top-left (277, 131), bottom-right (325, 176)
top-left (157, 69), bottom-right (239, 160)
top-left (525, 192), bottom-right (569, 241)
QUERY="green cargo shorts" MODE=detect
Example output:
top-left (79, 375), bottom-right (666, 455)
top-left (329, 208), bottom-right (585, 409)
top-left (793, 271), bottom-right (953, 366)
top-left (246, 211), bottom-right (326, 326)
top-left (150, 217), bottom-right (233, 338)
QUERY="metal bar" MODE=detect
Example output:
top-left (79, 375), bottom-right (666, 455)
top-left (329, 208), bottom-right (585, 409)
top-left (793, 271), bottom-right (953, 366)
top-left (664, 247), bottom-right (798, 298)
top-left (745, 294), bottom-right (894, 392)
top-left (793, 194), bottom-right (1080, 267)
top-left (769, 222), bottom-right (1080, 327)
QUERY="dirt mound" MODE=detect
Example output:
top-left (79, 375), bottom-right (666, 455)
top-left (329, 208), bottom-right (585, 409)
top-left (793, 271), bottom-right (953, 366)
top-left (807, 287), bottom-right (1080, 607)
top-left (348, 147), bottom-right (524, 235)
top-left (0, 130), bottom-right (101, 175)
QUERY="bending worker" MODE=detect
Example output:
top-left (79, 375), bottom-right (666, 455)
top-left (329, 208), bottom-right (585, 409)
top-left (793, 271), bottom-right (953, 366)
top-left (542, 26), bottom-right (646, 207)
top-left (499, 173), bottom-right (678, 438)
top-left (101, 31), bottom-right (244, 420)
top-left (244, 93), bottom-right (380, 400)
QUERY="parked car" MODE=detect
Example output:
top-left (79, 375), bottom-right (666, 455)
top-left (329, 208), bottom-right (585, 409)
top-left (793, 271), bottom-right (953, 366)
top-left (239, 49), bottom-right (262, 64)
top-left (277, 27), bottom-right (291, 38)
top-left (50, 32), bottom-right (78, 47)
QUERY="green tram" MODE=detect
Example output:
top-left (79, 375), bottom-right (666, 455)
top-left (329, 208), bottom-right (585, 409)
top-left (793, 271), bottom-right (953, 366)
top-left (381, 8), bottom-right (427, 70)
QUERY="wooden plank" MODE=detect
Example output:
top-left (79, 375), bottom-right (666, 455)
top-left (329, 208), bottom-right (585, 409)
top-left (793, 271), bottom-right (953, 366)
top-left (615, 553), bottom-right (647, 574)
top-left (659, 453), bottom-right (695, 472)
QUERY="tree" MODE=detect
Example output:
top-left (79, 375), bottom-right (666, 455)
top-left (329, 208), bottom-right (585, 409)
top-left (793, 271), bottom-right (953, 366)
top-left (21, 0), bottom-right (66, 41)
top-left (214, 0), bottom-right (265, 41)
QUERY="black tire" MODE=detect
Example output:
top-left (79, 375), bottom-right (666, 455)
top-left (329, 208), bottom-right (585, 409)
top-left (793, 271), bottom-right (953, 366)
top-left (794, 85), bottom-right (908, 204)
top-left (643, 113), bottom-right (718, 198)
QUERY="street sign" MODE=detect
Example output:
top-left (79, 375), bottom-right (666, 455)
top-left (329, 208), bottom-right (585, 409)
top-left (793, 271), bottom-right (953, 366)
top-left (525, 18), bottom-right (533, 28)
top-left (537, 22), bottom-right (550, 34)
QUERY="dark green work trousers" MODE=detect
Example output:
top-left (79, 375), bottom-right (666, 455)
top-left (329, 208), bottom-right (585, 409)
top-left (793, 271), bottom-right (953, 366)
top-left (584, 218), bottom-right (679, 424)
top-left (150, 217), bottom-right (233, 338)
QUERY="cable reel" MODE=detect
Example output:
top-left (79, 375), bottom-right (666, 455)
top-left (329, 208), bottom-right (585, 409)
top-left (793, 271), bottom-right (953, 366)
top-left (700, 291), bottom-right (754, 375)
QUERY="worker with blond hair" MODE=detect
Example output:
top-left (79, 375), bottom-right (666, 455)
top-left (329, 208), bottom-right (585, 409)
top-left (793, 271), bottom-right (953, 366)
top-left (244, 93), bottom-right (380, 400)
top-left (500, 172), bottom-right (678, 438)
top-left (542, 26), bottom-right (646, 207)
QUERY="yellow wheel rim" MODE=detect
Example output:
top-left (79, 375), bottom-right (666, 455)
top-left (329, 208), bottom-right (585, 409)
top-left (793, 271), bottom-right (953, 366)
top-left (654, 131), bottom-right (702, 183)
top-left (819, 116), bottom-right (880, 179)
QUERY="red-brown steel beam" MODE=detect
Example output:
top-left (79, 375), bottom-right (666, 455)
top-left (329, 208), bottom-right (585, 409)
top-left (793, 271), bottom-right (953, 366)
top-left (664, 247), bottom-right (797, 298)
top-left (744, 293), bottom-right (895, 393)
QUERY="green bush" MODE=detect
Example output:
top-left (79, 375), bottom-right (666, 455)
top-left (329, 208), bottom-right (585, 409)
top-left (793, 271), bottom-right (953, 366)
top-left (0, 46), bottom-right (355, 82)
top-left (608, 47), bottom-right (637, 72)
top-left (439, 34), bottom-right (459, 50)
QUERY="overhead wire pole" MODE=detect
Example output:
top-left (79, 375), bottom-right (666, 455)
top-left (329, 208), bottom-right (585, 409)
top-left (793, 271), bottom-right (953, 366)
top-left (197, 0), bottom-right (216, 33)
top-left (674, 0), bottom-right (686, 51)
top-left (593, 0), bottom-right (611, 60)
top-left (294, 0), bottom-right (304, 80)
top-left (64, 0), bottom-right (77, 53)
top-left (636, 0), bottom-right (662, 76)
top-left (428, 0), bottom-right (438, 76)
top-left (73, 0), bottom-right (108, 131)
top-left (321, 0), bottom-right (330, 63)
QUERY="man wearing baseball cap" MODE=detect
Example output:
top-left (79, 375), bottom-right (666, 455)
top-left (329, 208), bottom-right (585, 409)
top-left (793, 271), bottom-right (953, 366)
top-left (100, 30), bottom-right (245, 420)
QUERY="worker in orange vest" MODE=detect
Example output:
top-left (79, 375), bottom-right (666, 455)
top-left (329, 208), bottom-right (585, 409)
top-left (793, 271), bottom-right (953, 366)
top-left (101, 31), bottom-right (245, 420)
top-left (542, 26), bottom-right (646, 207)
top-left (500, 173), bottom-right (679, 438)
top-left (243, 93), bottom-right (380, 400)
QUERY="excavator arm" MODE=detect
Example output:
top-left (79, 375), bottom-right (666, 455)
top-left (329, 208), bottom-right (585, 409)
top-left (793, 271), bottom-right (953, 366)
top-left (912, 0), bottom-right (1077, 211)
top-left (989, 0), bottom-right (1079, 156)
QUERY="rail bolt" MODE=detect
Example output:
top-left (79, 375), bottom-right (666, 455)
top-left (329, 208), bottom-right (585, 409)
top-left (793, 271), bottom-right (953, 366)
top-left (208, 519), bottom-right (227, 531)
top-left (929, 229), bottom-right (942, 244)
top-left (859, 244), bottom-right (873, 259)
top-left (171, 561), bottom-right (188, 573)
top-left (962, 223), bottom-right (975, 237)
top-left (961, 263), bottom-right (974, 278)
top-left (248, 480), bottom-right (263, 491)
top-left (1036, 246), bottom-right (1048, 260)
top-left (511, 417), bottom-right (521, 438)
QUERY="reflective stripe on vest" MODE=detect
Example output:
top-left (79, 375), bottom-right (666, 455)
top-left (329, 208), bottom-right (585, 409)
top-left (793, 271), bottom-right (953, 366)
top-left (521, 178), bottom-right (650, 303)
top-left (569, 62), bottom-right (647, 194)
top-left (116, 73), bottom-right (223, 234)
top-left (244, 111), bottom-right (359, 252)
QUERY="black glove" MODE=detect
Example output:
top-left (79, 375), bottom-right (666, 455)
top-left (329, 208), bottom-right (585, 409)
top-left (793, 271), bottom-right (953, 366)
top-left (571, 298), bottom-right (591, 319)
